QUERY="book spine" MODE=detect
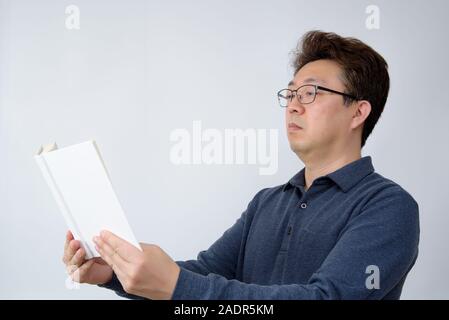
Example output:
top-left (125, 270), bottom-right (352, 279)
top-left (34, 154), bottom-right (96, 259)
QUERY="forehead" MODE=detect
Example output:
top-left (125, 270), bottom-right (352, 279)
top-left (290, 59), bottom-right (343, 87)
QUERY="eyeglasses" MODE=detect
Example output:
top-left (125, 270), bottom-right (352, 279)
top-left (277, 84), bottom-right (359, 107)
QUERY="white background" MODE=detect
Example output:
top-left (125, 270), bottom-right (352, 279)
top-left (1, 0), bottom-right (448, 299)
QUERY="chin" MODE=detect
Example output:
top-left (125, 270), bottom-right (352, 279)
top-left (289, 140), bottom-right (307, 154)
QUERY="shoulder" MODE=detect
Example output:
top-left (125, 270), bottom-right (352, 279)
top-left (359, 172), bottom-right (419, 212)
top-left (351, 172), bottom-right (420, 239)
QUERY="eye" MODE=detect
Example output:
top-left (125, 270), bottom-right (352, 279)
top-left (304, 89), bottom-right (315, 96)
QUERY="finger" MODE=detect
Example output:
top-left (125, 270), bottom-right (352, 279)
top-left (66, 264), bottom-right (79, 277)
top-left (99, 230), bottom-right (140, 261)
top-left (64, 230), bottom-right (74, 252)
top-left (95, 243), bottom-right (127, 281)
top-left (63, 231), bottom-right (74, 262)
top-left (111, 267), bottom-right (128, 288)
top-left (94, 237), bottom-right (129, 272)
top-left (63, 240), bottom-right (80, 265)
top-left (69, 247), bottom-right (85, 268)
top-left (75, 259), bottom-right (95, 283)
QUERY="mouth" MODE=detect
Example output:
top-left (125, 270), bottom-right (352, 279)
top-left (288, 123), bottom-right (303, 131)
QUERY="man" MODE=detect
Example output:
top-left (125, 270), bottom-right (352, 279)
top-left (62, 30), bottom-right (419, 299)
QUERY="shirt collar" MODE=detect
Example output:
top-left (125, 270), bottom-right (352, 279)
top-left (282, 156), bottom-right (375, 193)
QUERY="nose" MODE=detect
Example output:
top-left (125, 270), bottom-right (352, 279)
top-left (287, 98), bottom-right (305, 115)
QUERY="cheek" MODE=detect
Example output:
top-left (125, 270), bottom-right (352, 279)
top-left (308, 107), bottom-right (327, 128)
top-left (308, 107), bottom-right (342, 139)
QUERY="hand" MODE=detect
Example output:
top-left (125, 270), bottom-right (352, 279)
top-left (62, 230), bottom-right (113, 285)
top-left (93, 230), bottom-right (181, 300)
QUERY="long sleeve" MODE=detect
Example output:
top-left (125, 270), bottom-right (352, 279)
top-left (97, 272), bottom-right (148, 300)
top-left (97, 191), bottom-right (259, 299)
top-left (171, 188), bottom-right (420, 300)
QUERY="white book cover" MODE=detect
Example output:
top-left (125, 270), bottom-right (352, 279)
top-left (34, 140), bottom-right (142, 259)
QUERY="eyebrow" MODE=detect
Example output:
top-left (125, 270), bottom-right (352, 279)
top-left (288, 78), bottom-right (327, 87)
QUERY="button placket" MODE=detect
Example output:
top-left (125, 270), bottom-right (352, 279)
top-left (281, 210), bottom-right (297, 251)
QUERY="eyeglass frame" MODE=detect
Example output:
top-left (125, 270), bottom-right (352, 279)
top-left (277, 84), bottom-right (361, 107)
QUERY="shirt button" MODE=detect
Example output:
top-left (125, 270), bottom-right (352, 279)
top-left (300, 202), bottom-right (307, 209)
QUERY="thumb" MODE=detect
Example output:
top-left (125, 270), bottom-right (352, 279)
top-left (76, 259), bottom-right (96, 282)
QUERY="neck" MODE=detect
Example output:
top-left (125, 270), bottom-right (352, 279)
top-left (299, 145), bottom-right (362, 191)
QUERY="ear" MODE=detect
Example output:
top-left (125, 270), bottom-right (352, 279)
top-left (350, 100), bottom-right (371, 130)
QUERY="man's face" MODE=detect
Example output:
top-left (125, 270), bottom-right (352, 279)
top-left (286, 59), bottom-right (357, 156)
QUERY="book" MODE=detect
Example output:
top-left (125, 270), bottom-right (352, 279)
top-left (34, 140), bottom-right (142, 259)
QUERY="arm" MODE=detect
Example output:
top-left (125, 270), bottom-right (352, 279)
top-left (171, 188), bottom-right (420, 299)
top-left (98, 206), bottom-right (246, 300)
top-left (98, 190), bottom-right (261, 299)
top-left (98, 272), bottom-right (147, 300)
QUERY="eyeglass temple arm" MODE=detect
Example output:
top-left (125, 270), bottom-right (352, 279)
top-left (316, 86), bottom-right (359, 100)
